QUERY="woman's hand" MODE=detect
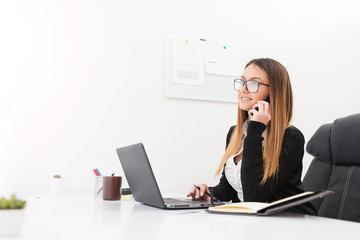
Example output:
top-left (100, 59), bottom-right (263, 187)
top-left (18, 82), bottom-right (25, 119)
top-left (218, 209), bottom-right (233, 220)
top-left (248, 100), bottom-right (271, 126)
top-left (187, 184), bottom-right (211, 201)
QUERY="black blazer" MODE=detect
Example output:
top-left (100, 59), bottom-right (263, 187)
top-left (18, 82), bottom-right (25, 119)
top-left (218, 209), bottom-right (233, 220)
top-left (209, 121), bottom-right (317, 215)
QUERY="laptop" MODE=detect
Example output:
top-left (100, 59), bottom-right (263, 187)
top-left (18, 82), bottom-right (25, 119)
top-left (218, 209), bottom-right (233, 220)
top-left (116, 143), bottom-right (224, 209)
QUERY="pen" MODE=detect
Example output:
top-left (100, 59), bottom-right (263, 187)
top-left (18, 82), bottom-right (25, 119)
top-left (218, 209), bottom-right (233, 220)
top-left (96, 172), bottom-right (115, 196)
top-left (96, 168), bottom-right (102, 176)
top-left (193, 184), bottom-right (219, 206)
top-left (193, 184), bottom-right (212, 198)
top-left (93, 169), bottom-right (100, 176)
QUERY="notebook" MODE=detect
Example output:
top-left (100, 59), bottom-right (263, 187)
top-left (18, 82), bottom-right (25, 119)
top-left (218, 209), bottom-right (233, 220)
top-left (116, 143), bottom-right (224, 209)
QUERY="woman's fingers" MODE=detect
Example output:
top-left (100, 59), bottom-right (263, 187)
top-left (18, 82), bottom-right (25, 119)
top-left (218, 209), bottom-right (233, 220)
top-left (188, 184), bottom-right (210, 200)
top-left (199, 184), bottom-right (208, 197)
top-left (187, 187), bottom-right (196, 198)
top-left (249, 101), bottom-right (271, 125)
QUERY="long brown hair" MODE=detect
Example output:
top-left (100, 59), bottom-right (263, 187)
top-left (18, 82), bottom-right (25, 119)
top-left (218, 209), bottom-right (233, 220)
top-left (215, 58), bottom-right (293, 184)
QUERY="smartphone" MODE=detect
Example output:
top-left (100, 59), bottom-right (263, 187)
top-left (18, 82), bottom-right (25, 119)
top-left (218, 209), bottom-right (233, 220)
top-left (264, 96), bottom-right (270, 103)
top-left (252, 96), bottom-right (270, 115)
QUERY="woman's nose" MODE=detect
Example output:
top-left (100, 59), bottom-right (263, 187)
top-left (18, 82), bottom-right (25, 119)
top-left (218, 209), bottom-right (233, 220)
top-left (241, 82), bottom-right (248, 93)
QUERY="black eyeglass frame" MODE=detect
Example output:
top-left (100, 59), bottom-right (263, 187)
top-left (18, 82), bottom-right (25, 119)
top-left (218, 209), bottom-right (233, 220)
top-left (233, 79), bottom-right (269, 93)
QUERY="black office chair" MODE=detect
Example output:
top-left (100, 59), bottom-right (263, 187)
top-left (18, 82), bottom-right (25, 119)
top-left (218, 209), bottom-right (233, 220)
top-left (303, 113), bottom-right (360, 222)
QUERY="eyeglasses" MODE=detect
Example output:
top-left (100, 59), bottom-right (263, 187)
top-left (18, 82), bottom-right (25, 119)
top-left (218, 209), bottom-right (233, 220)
top-left (233, 79), bottom-right (269, 93)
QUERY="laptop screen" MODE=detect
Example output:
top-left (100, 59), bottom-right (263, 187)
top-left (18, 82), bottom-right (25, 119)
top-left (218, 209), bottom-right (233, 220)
top-left (116, 143), bottom-right (166, 208)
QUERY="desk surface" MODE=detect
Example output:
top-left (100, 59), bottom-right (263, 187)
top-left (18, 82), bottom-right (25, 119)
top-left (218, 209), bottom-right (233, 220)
top-left (5, 194), bottom-right (360, 240)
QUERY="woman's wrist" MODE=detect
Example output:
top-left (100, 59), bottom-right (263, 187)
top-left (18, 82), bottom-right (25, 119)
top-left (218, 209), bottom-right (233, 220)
top-left (247, 121), bottom-right (266, 136)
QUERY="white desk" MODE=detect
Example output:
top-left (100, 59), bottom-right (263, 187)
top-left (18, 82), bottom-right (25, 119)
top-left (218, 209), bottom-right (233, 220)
top-left (8, 194), bottom-right (360, 240)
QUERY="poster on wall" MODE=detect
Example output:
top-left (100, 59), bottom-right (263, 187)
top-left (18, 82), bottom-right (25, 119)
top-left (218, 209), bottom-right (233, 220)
top-left (172, 39), bottom-right (205, 86)
top-left (205, 42), bottom-right (245, 77)
top-left (165, 37), bottom-right (246, 103)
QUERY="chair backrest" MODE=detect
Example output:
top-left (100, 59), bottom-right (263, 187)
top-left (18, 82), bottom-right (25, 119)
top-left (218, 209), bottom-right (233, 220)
top-left (303, 113), bottom-right (360, 222)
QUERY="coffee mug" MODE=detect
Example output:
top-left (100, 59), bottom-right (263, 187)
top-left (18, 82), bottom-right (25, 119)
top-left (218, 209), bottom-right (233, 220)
top-left (102, 176), bottom-right (122, 201)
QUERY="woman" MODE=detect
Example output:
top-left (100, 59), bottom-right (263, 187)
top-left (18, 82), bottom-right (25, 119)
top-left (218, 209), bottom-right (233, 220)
top-left (188, 58), bottom-right (316, 215)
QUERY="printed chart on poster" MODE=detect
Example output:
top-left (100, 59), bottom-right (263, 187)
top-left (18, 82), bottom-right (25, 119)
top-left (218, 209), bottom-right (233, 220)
top-left (165, 37), bottom-right (247, 103)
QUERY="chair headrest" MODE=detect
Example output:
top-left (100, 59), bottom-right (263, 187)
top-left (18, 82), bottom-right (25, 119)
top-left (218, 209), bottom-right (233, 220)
top-left (331, 113), bottom-right (360, 165)
top-left (306, 123), bottom-right (332, 163)
top-left (307, 113), bottom-right (360, 166)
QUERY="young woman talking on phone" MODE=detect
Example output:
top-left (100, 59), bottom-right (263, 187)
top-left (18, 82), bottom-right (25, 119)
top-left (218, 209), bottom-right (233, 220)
top-left (188, 58), bottom-right (316, 215)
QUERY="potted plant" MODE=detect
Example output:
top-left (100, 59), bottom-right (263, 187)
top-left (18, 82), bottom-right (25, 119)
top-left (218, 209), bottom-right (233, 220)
top-left (0, 194), bottom-right (26, 237)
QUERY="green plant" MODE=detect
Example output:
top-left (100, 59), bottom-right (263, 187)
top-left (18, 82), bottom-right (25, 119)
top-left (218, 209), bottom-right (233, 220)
top-left (0, 194), bottom-right (26, 209)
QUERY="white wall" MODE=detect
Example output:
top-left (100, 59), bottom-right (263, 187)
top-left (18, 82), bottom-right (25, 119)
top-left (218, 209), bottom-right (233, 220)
top-left (1, 0), bottom-right (359, 196)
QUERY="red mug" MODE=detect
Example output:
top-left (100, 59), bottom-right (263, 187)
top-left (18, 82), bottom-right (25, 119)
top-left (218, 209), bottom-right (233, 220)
top-left (102, 176), bottom-right (122, 201)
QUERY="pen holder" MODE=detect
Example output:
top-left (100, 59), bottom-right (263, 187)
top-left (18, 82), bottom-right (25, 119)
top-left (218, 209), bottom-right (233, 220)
top-left (95, 176), bottom-right (103, 197)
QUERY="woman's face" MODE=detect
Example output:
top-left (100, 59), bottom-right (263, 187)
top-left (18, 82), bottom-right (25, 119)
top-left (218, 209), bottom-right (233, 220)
top-left (238, 64), bottom-right (270, 111)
